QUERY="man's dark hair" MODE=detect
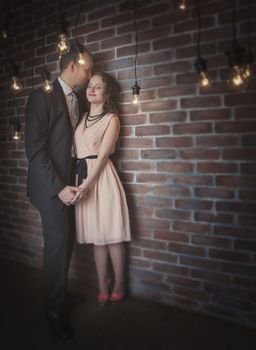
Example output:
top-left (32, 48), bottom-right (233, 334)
top-left (59, 42), bottom-right (90, 72)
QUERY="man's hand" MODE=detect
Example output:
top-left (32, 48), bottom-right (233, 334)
top-left (70, 186), bottom-right (89, 205)
top-left (58, 186), bottom-right (81, 206)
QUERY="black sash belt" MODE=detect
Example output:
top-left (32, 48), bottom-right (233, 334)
top-left (74, 155), bottom-right (98, 185)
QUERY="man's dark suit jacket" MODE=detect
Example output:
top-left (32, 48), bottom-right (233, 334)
top-left (25, 79), bottom-right (85, 212)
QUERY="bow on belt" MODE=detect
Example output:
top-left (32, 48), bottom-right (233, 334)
top-left (74, 155), bottom-right (98, 185)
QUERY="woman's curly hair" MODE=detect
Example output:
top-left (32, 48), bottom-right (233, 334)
top-left (93, 72), bottom-right (120, 115)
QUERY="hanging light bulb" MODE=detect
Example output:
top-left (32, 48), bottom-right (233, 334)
top-left (132, 82), bottom-right (141, 105)
top-left (56, 33), bottom-right (70, 58)
top-left (226, 44), bottom-right (246, 91)
top-left (56, 17), bottom-right (70, 58)
top-left (178, 0), bottom-right (186, 11)
top-left (0, 26), bottom-right (8, 39)
top-left (76, 52), bottom-right (86, 67)
top-left (12, 120), bottom-right (22, 141)
top-left (9, 62), bottom-right (23, 94)
top-left (195, 57), bottom-right (212, 89)
top-left (228, 65), bottom-right (246, 90)
top-left (10, 76), bottom-right (23, 93)
top-left (242, 49), bottom-right (254, 84)
top-left (41, 67), bottom-right (54, 94)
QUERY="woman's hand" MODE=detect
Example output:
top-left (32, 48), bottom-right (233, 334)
top-left (70, 184), bottom-right (89, 205)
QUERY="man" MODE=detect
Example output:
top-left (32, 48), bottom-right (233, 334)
top-left (25, 43), bottom-right (93, 340)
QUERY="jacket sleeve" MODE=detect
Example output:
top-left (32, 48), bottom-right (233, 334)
top-left (25, 90), bottom-right (65, 198)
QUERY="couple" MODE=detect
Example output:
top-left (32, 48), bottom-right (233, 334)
top-left (25, 43), bottom-right (131, 340)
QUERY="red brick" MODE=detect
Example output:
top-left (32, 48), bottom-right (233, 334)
top-left (87, 28), bottom-right (115, 42)
top-left (181, 97), bottom-right (221, 109)
top-left (143, 250), bottom-right (177, 264)
top-left (195, 211), bottom-right (233, 224)
top-left (180, 256), bottom-right (219, 270)
top-left (234, 107), bottom-right (256, 119)
top-left (136, 197), bottom-right (172, 208)
top-left (191, 269), bottom-right (231, 283)
top-left (129, 257), bottom-right (151, 269)
top-left (216, 122), bottom-right (256, 133)
top-left (141, 149), bottom-right (175, 159)
top-left (154, 185), bottom-right (191, 197)
top-left (181, 149), bottom-right (219, 160)
top-left (136, 173), bottom-right (169, 183)
top-left (176, 43), bottom-right (217, 59)
top-left (141, 77), bottom-right (173, 89)
top-left (119, 137), bottom-right (153, 149)
top-left (101, 34), bottom-right (132, 50)
top-left (174, 286), bottom-right (209, 302)
top-left (157, 162), bottom-right (193, 173)
top-left (117, 43), bottom-right (150, 58)
top-left (118, 66), bottom-right (152, 80)
top-left (217, 201), bottom-right (256, 213)
top-left (241, 135), bottom-right (256, 147)
top-left (216, 176), bottom-right (256, 187)
top-left (196, 135), bottom-right (238, 147)
top-left (156, 136), bottom-right (192, 148)
top-left (136, 125), bottom-right (170, 137)
top-left (119, 114), bottom-right (147, 126)
top-left (102, 13), bottom-right (132, 28)
top-left (134, 205), bottom-right (153, 217)
top-left (173, 221), bottom-right (210, 234)
top-left (169, 276), bottom-right (202, 289)
top-left (135, 217), bottom-right (170, 230)
top-left (153, 262), bottom-right (189, 276)
top-left (197, 162), bottom-right (237, 173)
top-left (156, 209), bottom-right (191, 221)
top-left (120, 161), bottom-right (152, 171)
top-left (93, 50), bottom-right (115, 63)
top-left (239, 190), bottom-right (256, 200)
top-left (214, 225), bottom-right (256, 240)
top-left (225, 93), bottom-right (256, 106)
top-left (158, 86), bottom-right (196, 97)
top-left (154, 34), bottom-right (191, 50)
top-left (173, 175), bottom-right (212, 186)
top-left (173, 123), bottom-right (212, 134)
top-left (136, 3), bottom-right (170, 19)
top-left (117, 19), bottom-right (150, 35)
top-left (155, 61), bottom-right (192, 76)
top-left (176, 199), bottom-right (212, 211)
top-left (174, 16), bottom-right (214, 33)
top-left (190, 109), bottom-right (231, 121)
top-left (239, 215), bottom-right (256, 226)
top-left (241, 163), bottom-right (256, 176)
top-left (150, 111), bottom-right (187, 124)
top-left (169, 243), bottom-right (206, 257)
top-left (209, 249), bottom-right (250, 263)
top-left (234, 239), bottom-right (256, 252)
top-left (138, 27), bottom-right (170, 42)
top-left (191, 235), bottom-right (230, 248)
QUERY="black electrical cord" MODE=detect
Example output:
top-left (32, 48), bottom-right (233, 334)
top-left (133, 0), bottom-right (139, 84)
top-left (195, 0), bottom-right (202, 58)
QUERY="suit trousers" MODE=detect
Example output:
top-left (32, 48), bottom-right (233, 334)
top-left (40, 205), bottom-right (75, 315)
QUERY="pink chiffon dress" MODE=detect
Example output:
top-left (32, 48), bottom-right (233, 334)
top-left (74, 113), bottom-right (131, 245)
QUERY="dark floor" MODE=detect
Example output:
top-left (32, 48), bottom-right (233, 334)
top-left (1, 257), bottom-right (256, 350)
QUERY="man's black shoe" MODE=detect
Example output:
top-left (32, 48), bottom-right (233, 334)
top-left (47, 311), bottom-right (73, 340)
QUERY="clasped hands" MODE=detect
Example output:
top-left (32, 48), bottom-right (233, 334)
top-left (58, 185), bottom-right (88, 206)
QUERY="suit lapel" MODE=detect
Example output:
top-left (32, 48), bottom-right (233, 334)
top-left (53, 79), bottom-right (71, 127)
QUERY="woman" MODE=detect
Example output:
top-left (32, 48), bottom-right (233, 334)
top-left (73, 72), bottom-right (131, 306)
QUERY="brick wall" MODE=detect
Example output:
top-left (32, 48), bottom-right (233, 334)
top-left (0, 0), bottom-right (256, 327)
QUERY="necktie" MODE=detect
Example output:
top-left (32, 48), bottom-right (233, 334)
top-left (69, 91), bottom-right (79, 128)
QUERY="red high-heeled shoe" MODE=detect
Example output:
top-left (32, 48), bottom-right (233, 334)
top-left (97, 278), bottom-right (111, 306)
top-left (98, 292), bottom-right (109, 306)
top-left (109, 292), bottom-right (126, 303)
